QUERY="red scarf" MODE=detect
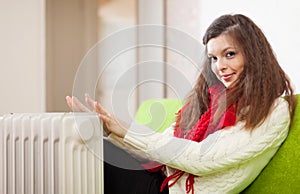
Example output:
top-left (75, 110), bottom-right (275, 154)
top-left (160, 84), bottom-right (237, 194)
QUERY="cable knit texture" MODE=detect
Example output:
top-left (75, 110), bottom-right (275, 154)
top-left (123, 98), bottom-right (290, 193)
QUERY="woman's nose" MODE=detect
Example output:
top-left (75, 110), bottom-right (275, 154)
top-left (216, 59), bottom-right (227, 71)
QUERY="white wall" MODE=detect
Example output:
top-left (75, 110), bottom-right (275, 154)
top-left (0, 0), bottom-right (98, 114)
top-left (97, 0), bottom-right (138, 122)
top-left (46, 0), bottom-right (98, 112)
top-left (0, 0), bottom-right (46, 114)
top-left (137, 0), bottom-right (165, 103)
top-left (165, 0), bottom-right (202, 99)
top-left (198, 0), bottom-right (300, 93)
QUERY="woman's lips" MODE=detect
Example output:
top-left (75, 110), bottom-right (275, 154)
top-left (221, 73), bottom-right (234, 81)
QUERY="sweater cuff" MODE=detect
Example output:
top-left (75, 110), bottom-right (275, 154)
top-left (124, 122), bottom-right (160, 150)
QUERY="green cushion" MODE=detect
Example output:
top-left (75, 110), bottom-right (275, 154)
top-left (135, 98), bottom-right (183, 133)
top-left (241, 94), bottom-right (300, 193)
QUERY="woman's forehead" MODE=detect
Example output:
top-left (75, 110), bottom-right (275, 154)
top-left (207, 34), bottom-right (238, 55)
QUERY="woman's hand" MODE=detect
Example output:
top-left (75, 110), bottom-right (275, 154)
top-left (66, 94), bottom-right (129, 138)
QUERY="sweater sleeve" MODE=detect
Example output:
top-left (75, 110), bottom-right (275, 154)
top-left (106, 122), bottom-right (176, 161)
top-left (123, 98), bottom-right (290, 176)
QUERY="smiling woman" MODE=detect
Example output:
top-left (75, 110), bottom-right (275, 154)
top-left (67, 14), bottom-right (296, 194)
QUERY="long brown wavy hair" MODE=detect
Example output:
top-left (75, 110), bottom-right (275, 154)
top-left (179, 14), bottom-right (296, 132)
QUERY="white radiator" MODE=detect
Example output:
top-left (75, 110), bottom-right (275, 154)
top-left (0, 113), bottom-right (103, 194)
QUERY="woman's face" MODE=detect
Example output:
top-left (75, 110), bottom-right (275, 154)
top-left (207, 34), bottom-right (245, 88)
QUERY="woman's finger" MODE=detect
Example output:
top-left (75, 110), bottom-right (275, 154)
top-left (85, 94), bottom-right (110, 116)
top-left (94, 101), bottom-right (110, 116)
top-left (71, 96), bottom-right (90, 112)
top-left (85, 93), bottom-right (108, 115)
top-left (66, 96), bottom-right (73, 110)
top-left (85, 93), bottom-right (96, 110)
top-left (99, 114), bottom-right (110, 124)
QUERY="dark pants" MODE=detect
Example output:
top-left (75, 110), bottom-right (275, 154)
top-left (104, 139), bottom-right (169, 194)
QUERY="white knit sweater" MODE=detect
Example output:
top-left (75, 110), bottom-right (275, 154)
top-left (109, 98), bottom-right (290, 193)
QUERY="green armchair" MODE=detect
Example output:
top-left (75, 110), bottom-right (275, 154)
top-left (135, 95), bottom-right (300, 193)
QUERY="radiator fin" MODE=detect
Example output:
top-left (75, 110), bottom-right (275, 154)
top-left (0, 113), bottom-right (103, 194)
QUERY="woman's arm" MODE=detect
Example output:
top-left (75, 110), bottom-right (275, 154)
top-left (123, 98), bottom-right (290, 176)
top-left (107, 123), bottom-right (176, 161)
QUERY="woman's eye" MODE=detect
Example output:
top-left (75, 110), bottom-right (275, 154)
top-left (209, 56), bottom-right (218, 63)
top-left (226, 51), bottom-right (236, 58)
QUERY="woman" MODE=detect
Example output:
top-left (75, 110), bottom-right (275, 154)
top-left (67, 14), bottom-right (296, 193)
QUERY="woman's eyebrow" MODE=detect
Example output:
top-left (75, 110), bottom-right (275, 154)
top-left (207, 46), bottom-right (235, 56)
